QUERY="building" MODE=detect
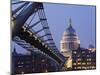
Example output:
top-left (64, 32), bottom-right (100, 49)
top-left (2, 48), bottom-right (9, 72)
top-left (12, 48), bottom-right (61, 74)
top-left (72, 47), bottom-right (96, 70)
top-left (12, 48), bottom-right (33, 74)
top-left (88, 44), bottom-right (96, 52)
top-left (32, 51), bottom-right (60, 73)
top-left (60, 18), bottom-right (80, 69)
top-left (60, 18), bottom-right (80, 57)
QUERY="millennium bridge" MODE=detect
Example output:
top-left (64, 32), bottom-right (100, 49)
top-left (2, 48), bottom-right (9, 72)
top-left (12, 1), bottom-right (66, 74)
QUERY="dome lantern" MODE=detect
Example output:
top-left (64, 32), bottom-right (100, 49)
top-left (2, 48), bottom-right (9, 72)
top-left (69, 17), bottom-right (72, 27)
top-left (66, 18), bottom-right (76, 35)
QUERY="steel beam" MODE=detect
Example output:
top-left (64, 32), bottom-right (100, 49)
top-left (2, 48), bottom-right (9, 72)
top-left (12, 2), bottom-right (29, 16)
top-left (12, 2), bottom-right (43, 38)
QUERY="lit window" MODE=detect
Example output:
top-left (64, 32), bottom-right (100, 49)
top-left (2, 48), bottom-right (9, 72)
top-left (74, 67), bottom-right (76, 69)
top-left (87, 55), bottom-right (90, 57)
top-left (42, 59), bottom-right (45, 62)
top-left (73, 51), bottom-right (77, 54)
top-left (18, 66), bottom-right (23, 68)
top-left (77, 67), bottom-right (81, 69)
top-left (78, 62), bottom-right (81, 65)
top-left (73, 63), bottom-right (76, 65)
top-left (77, 55), bottom-right (80, 57)
top-left (78, 58), bottom-right (81, 61)
top-left (87, 62), bottom-right (91, 65)
top-left (21, 72), bottom-right (24, 74)
top-left (87, 59), bottom-right (89, 61)
top-left (82, 67), bottom-right (86, 69)
top-left (82, 63), bottom-right (86, 65)
top-left (89, 59), bottom-right (91, 61)
top-left (92, 66), bottom-right (96, 69)
top-left (87, 58), bottom-right (91, 61)
top-left (82, 51), bottom-right (85, 54)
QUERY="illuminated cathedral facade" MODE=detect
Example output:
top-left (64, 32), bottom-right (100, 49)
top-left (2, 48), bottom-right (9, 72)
top-left (60, 18), bottom-right (80, 69)
top-left (60, 18), bottom-right (80, 57)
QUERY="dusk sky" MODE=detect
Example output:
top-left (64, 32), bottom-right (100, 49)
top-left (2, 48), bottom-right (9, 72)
top-left (12, 2), bottom-right (96, 54)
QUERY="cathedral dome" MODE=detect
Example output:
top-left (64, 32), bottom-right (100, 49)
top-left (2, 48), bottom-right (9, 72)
top-left (60, 18), bottom-right (80, 55)
top-left (66, 25), bottom-right (76, 35)
top-left (63, 31), bottom-right (67, 36)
